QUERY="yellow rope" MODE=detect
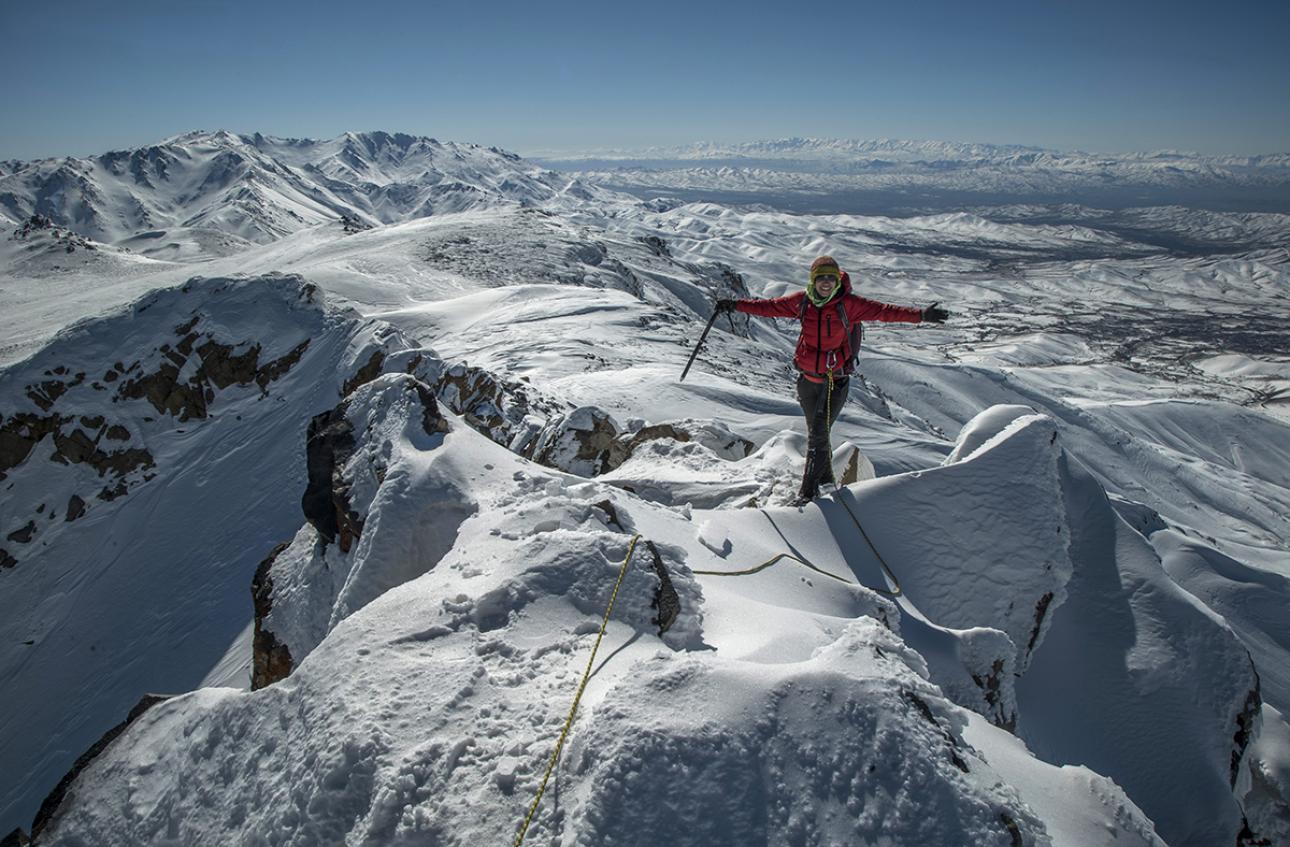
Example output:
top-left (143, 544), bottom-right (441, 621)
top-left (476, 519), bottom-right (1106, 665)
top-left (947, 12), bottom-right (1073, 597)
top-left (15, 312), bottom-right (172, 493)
top-left (693, 551), bottom-right (853, 583)
top-left (513, 534), bottom-right (642, 847)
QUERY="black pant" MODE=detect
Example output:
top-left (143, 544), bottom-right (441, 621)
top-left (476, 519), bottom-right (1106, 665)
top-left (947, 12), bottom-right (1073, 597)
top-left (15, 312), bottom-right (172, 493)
top-left (795, 374), bottom-right (849, 496)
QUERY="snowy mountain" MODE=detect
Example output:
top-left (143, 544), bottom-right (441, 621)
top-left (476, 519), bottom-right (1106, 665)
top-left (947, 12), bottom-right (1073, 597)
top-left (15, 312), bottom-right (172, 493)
top-left (0, 130), bottom-right (603, 257)
top-left (2, 131), bottom-right (1290, 846)
top-left (535, 137), bottom-right (1290, 214)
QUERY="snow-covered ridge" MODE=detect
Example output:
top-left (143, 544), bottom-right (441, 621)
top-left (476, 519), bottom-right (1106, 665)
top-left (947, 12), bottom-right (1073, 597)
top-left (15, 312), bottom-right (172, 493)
top-left (0, 130), bottom-right (607, 250)
top-left (22, 357), bottom-right (1265, 845)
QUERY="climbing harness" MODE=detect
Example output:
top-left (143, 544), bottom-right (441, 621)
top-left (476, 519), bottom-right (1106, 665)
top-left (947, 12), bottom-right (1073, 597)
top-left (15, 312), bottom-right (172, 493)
top-left (513, 534), bottom-right (642, 847)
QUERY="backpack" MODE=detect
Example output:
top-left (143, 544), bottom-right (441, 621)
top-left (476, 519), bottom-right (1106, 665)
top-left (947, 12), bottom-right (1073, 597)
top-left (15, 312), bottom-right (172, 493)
top-left (797, 296), bottom-right (864, 374)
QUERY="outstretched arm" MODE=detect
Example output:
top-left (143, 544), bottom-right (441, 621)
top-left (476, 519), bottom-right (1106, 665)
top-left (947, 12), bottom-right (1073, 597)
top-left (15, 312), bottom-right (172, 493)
top-left (716, 292), bottom-right (805, 319)
top-left (848, 296), bottom-right (928, 324)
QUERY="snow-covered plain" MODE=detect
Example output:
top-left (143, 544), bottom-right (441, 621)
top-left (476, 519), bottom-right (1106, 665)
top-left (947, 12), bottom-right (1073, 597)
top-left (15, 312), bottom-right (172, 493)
top-left (1, 131), bottom-right (1289, 846)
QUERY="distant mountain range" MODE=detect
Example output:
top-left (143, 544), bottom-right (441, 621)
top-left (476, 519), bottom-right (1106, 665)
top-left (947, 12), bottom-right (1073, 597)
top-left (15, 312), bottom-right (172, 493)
top-left (0, 130), bottom-right (601, 252)
top-left (534, 137), bottom-right (1290, 214)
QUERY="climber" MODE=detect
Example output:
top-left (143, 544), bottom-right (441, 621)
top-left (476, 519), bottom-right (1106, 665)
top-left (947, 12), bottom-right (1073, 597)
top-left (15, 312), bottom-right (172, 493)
top-left (716, 255), bottom-right (949, 506)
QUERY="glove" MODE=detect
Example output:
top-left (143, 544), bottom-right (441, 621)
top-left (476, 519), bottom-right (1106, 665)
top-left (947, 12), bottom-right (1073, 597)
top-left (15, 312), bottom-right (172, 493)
top-left (922, 302), bottom-right (949, 324)
top-left (714, 299), bottom-right (738, 314)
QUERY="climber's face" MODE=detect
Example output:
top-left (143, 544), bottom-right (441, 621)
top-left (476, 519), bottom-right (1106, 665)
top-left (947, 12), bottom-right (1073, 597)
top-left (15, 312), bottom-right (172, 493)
top-left (814, 274), bottom-right (838, 297)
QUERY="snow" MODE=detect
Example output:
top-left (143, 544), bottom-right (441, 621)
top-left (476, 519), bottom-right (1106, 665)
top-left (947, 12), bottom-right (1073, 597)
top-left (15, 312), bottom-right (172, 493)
top-left (2, 129), bottom-right (1289, 845)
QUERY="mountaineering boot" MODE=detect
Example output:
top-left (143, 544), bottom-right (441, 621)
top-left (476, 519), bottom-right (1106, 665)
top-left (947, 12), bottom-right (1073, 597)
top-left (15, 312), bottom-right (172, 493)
top-left (793, 448), bottom-right (826, 506)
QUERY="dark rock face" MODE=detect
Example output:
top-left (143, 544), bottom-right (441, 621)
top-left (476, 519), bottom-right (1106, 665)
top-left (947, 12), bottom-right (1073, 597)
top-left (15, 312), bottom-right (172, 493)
top-left (251, 542), bottom-right (294, 690)
top-left (29, 693), bottom-right (172, 840)
top-left (301, 403), bottom-right (361, 550)
top-left (1026, 591), bottom-right (1055, 656)
top-left (6, 522), bottom-right (36, 544)
top-left (0, 826), bottom-right (30, 846)
top-left (434, 363), bottom-right (568, 452)
top-left (342, 350), bottom-right (386, 397)
top-left (414, 381), bottom-right (450, 437)
top-left (0, 413), bottom-right (63, 476)
top-left (117, 327), bottom-right (310, 421)
top-left (971, 659), bottom-right (1016, 731)
top-left (644, 540), bottom-right (681, 635)
top-left (0, 549), bottom-right (17, 569)
top-left (65, 495), bottom-right (86, 522)
top-left (1232, 673), bottom-right (1262, 788)
top-left (530, 407), bottom-right (620, 477)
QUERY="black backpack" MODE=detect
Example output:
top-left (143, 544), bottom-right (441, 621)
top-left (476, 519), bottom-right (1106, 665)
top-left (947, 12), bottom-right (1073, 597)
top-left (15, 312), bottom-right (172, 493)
top-left (797, 296), bottom-right (864, 374)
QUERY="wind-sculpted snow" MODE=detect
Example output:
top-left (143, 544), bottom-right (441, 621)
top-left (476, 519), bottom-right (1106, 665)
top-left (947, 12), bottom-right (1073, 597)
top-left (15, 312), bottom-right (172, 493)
top-left (1017, 452), bottom-right (1262, 846)
top-left (562, 620), bottom-right (1048, 846)
top-left (31, 390), bottom-right (1184, 846)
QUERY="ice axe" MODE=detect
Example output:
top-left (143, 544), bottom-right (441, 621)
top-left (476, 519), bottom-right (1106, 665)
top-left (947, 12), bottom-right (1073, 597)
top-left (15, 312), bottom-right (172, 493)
top-left (679, 306), bottom-right (723, 382)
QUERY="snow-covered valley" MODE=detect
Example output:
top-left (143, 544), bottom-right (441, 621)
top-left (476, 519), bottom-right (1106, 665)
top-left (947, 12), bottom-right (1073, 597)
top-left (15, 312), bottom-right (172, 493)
top-left (1, 131), bottom-right (1288, 846)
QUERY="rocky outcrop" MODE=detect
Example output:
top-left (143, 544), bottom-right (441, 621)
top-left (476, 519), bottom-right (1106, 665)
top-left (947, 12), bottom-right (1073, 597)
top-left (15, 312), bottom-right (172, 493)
top-left (342, 350), bottom-right (385, 397)
top-left (301, 403), bottom-right (360, 551)
top-left (434, 363), bottom-right (569, 452)
top-left (65, 495), bottom-right (86, 522)
top-left (251, 543), bottom-right (294, 690)
top-left (606, 419), bottom-right (753, 471)
top-left (117, 320), bottom-right (310, 421)
top-left (528, 406), bottom-right (621, 477)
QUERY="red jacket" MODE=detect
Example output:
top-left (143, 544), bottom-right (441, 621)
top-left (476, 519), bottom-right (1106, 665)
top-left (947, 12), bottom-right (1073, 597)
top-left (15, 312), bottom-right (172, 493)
top-left (735, 272), bottom-right (923, 381)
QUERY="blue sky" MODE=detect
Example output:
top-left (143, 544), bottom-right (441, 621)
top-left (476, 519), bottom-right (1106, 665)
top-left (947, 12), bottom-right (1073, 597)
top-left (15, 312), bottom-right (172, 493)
top-left (2, 0), bottom-right (1287, 160)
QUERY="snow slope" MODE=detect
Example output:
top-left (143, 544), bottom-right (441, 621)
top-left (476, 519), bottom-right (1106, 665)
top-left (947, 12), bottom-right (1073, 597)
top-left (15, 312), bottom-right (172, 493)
top-left (34, 362), bottom-right (1179, 846)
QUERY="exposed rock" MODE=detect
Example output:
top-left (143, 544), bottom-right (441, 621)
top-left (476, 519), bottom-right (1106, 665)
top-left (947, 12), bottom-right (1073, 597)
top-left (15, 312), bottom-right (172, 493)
top-left (104, 424), bottom-right (130, 441)
top-left (970, 659), bottom-right (1016, 732)
top-left (413, 381), bottom-right (450, 437)
top-left (301, 403), bottom-right (360, 550)
top-left (434, 363), bottom-right (569, 452)
top-left (605, 419), bottom-right (754, 472)
top-left (1236, 818), bottom-right (1273, 847)
top-left (638, 234), bottom-right (671, 258)
top-left (29, 694), bottom-right (173, 841)
top-left (49, 426), bottom-right (155, 480)
top-left (25, 380), bottom-right (69, 412)
top-left (117, 360), bottom-right (205, 420)
top-left (342, 350), bottom-right (386, 397)
top-left (0, 827), bottom-right (30, 846)
top-left (903, 690), bottom-right (970, 773)
top-left (255, 340), bottom-right (310, 390)
top-left (7, 521), bottom-right (35, 544)
top-left (1026, 591), bottom-right (1054, 655)
top-left (528, 406), bottom-right (620, 477)
top-left (0, 548), bottom-right (16, 569)
top-left (251, 542), bottom-right (294, 690)
top-left (65, 495), bottom-right (86, 522)
top-left (52, 428), bottom-right (97, 464)
top-left (194, 338), bottom-right (260, 390)
top-left (97, 482), bottom-right (128, 501)
top-left (1232, 674), bottom-right (1263, 788)
top-left (1, 413), bottom-right (64, 477)
top-left (117, 320), bottom-right (311, 420)
top-left (644, 540), bottom-right (681, 635)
